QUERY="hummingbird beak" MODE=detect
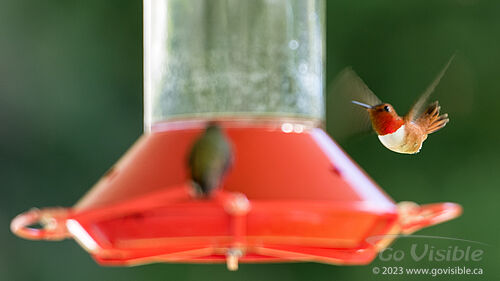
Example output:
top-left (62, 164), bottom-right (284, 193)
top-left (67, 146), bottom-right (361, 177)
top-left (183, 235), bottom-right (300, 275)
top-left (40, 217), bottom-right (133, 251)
top-left (351, 100), bottom-right (372, 109)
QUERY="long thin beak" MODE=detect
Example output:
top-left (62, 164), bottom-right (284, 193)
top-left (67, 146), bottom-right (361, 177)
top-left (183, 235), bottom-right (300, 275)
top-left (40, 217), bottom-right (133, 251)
top-left (351, 100), bottom-right (372, 109)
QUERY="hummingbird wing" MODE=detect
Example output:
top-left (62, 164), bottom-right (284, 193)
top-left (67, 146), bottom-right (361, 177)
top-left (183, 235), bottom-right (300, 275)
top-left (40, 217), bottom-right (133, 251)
top-left (406, 54), bottom-right (455, 121)
top-left (327, 67), bottom-right (381, 141)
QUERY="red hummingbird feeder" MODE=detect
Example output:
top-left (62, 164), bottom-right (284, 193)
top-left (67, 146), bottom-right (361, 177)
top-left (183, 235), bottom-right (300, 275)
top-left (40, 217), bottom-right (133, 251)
top-left (11, 0), bottom-right (461, 271)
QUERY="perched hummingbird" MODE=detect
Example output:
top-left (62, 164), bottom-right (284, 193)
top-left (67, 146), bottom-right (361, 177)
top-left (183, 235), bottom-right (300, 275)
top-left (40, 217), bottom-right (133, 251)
top-left (188, 122), bottom-right (233, 197)
top-left (349, 56), bottom-right (454, 154)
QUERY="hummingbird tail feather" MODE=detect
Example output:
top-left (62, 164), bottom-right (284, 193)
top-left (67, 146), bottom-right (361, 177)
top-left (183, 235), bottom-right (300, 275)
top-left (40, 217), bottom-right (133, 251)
top-left (427, 115), bottom-right (449, 134)
top-left (418, 101), bottom-right (449, 134)
top-left (190, 181), bottom-right (204, 195)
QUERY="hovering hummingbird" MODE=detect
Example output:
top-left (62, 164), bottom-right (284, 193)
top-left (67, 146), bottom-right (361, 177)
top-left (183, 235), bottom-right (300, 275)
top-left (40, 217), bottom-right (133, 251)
top-left (188, 122), bottom-right (233, 197)
top-left (347, 55), bottom-right (454, 154)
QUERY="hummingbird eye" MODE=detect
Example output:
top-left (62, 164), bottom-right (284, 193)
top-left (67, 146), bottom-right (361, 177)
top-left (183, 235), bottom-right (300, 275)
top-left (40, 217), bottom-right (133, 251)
top-left (384, 105), bottom-right (390, 112)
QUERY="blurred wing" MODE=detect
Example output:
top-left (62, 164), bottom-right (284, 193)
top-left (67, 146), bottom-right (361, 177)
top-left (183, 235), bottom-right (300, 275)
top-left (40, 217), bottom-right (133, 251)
top-left (407, 54), bottom-right (455, 121)
top-left (327, 67), bottom-right (381, 141)
top-left (333, 67), bottom-right (382, 106)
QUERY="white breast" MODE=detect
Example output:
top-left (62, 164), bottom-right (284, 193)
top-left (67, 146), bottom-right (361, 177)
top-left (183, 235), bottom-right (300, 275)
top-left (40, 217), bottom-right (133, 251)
top-left (377, 125), bottom-right (407, 152)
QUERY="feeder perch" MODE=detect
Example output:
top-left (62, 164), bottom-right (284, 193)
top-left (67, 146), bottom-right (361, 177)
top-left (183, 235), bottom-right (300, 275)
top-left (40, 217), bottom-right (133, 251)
top-left (11, 0), bottom-right (462, 270)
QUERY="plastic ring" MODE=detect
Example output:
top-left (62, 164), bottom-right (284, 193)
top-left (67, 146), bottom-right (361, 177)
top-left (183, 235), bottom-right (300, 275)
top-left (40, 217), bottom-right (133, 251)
top-left (10, 207), bottom-right (71, 241)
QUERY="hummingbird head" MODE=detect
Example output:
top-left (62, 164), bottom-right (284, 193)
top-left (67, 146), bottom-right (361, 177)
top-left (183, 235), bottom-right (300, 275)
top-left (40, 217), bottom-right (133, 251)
top-left (352, 101), bottom-right (404, 135)
top-left (205, 121), bottom-right (222, 132)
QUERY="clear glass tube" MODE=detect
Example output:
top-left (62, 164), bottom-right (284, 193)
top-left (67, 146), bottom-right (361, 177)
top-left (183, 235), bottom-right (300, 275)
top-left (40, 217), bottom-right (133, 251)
top-left (144, 0), bottom-right (325, 131)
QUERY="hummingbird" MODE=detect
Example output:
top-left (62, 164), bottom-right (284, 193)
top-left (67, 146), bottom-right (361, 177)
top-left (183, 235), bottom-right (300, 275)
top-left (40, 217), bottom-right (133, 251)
top-left (187, 122), bottom-right (233, 197)
top-left (349, 55), bottom-right (454, 154)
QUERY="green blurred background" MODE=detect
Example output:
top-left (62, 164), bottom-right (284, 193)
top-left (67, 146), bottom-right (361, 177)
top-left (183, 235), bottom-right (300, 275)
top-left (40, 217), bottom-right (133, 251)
top-left (1, 0), bottom-right (499, 280)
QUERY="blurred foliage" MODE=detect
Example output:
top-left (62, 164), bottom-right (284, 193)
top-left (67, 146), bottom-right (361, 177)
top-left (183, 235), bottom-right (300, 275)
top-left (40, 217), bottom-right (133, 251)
top-left (1, 0), bottom-right (499, 280)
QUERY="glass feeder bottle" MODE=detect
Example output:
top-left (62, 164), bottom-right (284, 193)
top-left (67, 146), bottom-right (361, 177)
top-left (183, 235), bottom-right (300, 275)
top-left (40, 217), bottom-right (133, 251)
top-left (144, 0), bottom-right (325, 130)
